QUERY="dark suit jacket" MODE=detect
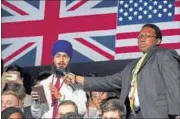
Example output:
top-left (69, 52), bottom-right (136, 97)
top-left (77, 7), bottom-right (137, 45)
top-left (84, 47), bottom-right (180, 118)
top-left (23, 106), bottom-right (35, 119)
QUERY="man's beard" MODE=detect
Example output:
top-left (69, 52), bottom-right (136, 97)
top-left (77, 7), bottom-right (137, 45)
top-left (52, 64), bottom-right (69, 78)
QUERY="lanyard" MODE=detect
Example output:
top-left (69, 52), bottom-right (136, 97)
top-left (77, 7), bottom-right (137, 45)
top-left (51, 75), bottom-right (65, 91)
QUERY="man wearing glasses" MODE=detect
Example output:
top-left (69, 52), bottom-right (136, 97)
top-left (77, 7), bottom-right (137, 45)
top-left (65, 24), bottom-right (180, 119)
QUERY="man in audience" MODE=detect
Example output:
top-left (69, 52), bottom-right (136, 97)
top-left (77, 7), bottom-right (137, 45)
top-left (58, 100), bottom-right (79, 118)
top-left (31, 40), bottom-right (87, 118)
top-left (2, 90), bottom-right (23, 112)
top-left (2, 107), bottom-right (23, 119)
top-left (84, 91), bottom-right (108, 118)
top-left (61, 112), bottom-right (82, 119)
top-left (65, 24), bottom-right (180, 118)
top-left (2, 84), bottom-right (35, 118)
top-left (41, 100), bottom-right (79, 118)
top-left (102, 99), bottom-right (127, 119)
top-left (2, 65), bottom-right (31, 107)
top-left (3, 83), bottom-right (35, 118)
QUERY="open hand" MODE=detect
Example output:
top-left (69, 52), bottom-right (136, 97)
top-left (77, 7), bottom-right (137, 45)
top-left (49, 83), bottom-right (62, 100)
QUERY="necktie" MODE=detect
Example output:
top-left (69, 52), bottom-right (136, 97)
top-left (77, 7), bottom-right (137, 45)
top-left (52, 78), bottom-right (60, 118)
top-left (129, 53), bottom-right (147, 110)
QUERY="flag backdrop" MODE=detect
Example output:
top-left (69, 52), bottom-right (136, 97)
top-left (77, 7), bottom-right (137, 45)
top-left (1, 0), bottom-right (180, 67)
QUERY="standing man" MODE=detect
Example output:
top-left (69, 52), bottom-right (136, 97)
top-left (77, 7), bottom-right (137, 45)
top-left (31, 40), bottom-right (87, 118)
top-left (66, 24), bottom-right (180, 118)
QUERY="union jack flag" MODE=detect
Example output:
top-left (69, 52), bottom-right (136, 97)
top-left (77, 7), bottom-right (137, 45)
top-left (2, 0), bottom-right (180, 67)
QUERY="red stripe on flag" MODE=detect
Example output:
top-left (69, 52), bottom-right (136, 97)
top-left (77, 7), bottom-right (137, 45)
top-left (115, 46), bottom-right (139, 53)
top-left (4, 42), bottom-right (34, 63)
top-left (68, 0), bottom-right (88, 11)
top-left (160, 43), bottom-right (180, 49)
top-left (115, 43), bottom-right (180, 54)
top-left (2, 0), bottom-right (28, 15)
top-left (162, 29), bottom-right (180, 36)
top-left (117, 29), bottom-right (180, 40)
top-left (175, 1), bottom-right (180, 7)
top-left (116, 32), bottom-right (138, 40)
top-left (2, 13), bottom-right (116, 38)
top-left (174, 14), bottom-right (180, 21)
top-left (41, 0), bottom-right (60, 65)
top-left (76, 38), bottom-right (114, 60)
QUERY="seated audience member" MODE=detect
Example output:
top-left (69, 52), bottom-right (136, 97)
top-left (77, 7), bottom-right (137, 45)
top-left (35, 71), bottom-right (51, 85)
top-left (2, 90), bottom-right (23, 112)
top-left (3, 83), bottom-right (35, 119)
top-left (1, 107), bottom-right (23, 119)
top-left (58, 100), bottom-right (79, 118)
top-left (101, 99), bottom-right (127, 119)
top-left (41, 100), bottom-right (79, 118)
top-left (3, 65), bottom-right (31, 107)
top-left (84, 91), bottom-right (108, 118)
top-left (61, 112), bottom-right (82, 119)
top-left (3, 83), bottom-right (26, 101)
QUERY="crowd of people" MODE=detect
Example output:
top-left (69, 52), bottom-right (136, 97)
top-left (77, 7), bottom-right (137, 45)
top-left (1, 24), bottom-right (180, 119)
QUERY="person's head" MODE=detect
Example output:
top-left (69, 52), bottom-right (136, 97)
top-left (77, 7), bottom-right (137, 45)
top-left (57, 100), bottom-right (78, 118)
top-left (3, 83), bottom-right (26, 100)
top-left (1, 107), bottom-right (23, 119)
top-left (89, 91), bottom-right (108, 109)
top-left (102, 99), bottom-right (127, 119)
top-left (60, 112), bottom-right (82, 119)
top-left (35, 71), bottom-right (51, 85)
top-left (52, 40), bottom-right (73, 70)
top-left (5, 65), bottom-right (24, 83)
top-left (138, 24), bottom-right (162, 53)
top-left (2, 90), bottom-right (24, 111)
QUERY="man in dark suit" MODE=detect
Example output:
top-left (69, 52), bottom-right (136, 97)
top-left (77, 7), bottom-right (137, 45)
top-left (65, 24), bottom-right (180, 119)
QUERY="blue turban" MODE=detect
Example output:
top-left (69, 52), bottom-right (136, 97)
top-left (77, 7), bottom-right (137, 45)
top-left (52, 40), bottom-right (73, 59)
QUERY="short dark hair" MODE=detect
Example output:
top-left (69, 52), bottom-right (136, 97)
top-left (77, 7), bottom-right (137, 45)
top-left (60, 112), bottom-right (82, 119)
top-left (36, 71), bottom-right (51, 82)
top-left (3, 83), bottom-right (26, 99)
top-left (142, 24), bottom-right (162, 40)
top-left (58, 100), bottom-right (78, 113)
top-left (1, 107), bottom-right (23, 119)
top-left (102, 99), bottom-right (127, 119)
top-left (6, 65), bottom-right (23, 78)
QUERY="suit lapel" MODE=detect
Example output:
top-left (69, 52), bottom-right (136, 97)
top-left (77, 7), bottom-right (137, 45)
top-left (128, 60), bottom-right (138, 89)
top-left (137, 46), bottom-right (158, 73)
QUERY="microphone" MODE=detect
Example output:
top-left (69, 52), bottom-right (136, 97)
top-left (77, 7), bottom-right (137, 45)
top-left (54, 66), bottom-right (75, 90)
top-left (55, 67), bottom-right (67, 77)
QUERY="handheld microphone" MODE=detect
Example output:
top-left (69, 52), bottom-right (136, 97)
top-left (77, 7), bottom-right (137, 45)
top-left (55, 67), bottom-right (67, 77)
top-left (54, 66), bottom-right (75, 90)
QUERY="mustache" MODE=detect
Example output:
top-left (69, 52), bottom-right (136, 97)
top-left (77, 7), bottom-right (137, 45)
top-left (57, 62), bottom-right (66, 66)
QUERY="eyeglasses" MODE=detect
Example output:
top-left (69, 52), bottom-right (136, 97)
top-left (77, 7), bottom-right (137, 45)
top-left (91, 92), bottom-right (105, 99)
top-left (137, 34), bottom-right (156, 39)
